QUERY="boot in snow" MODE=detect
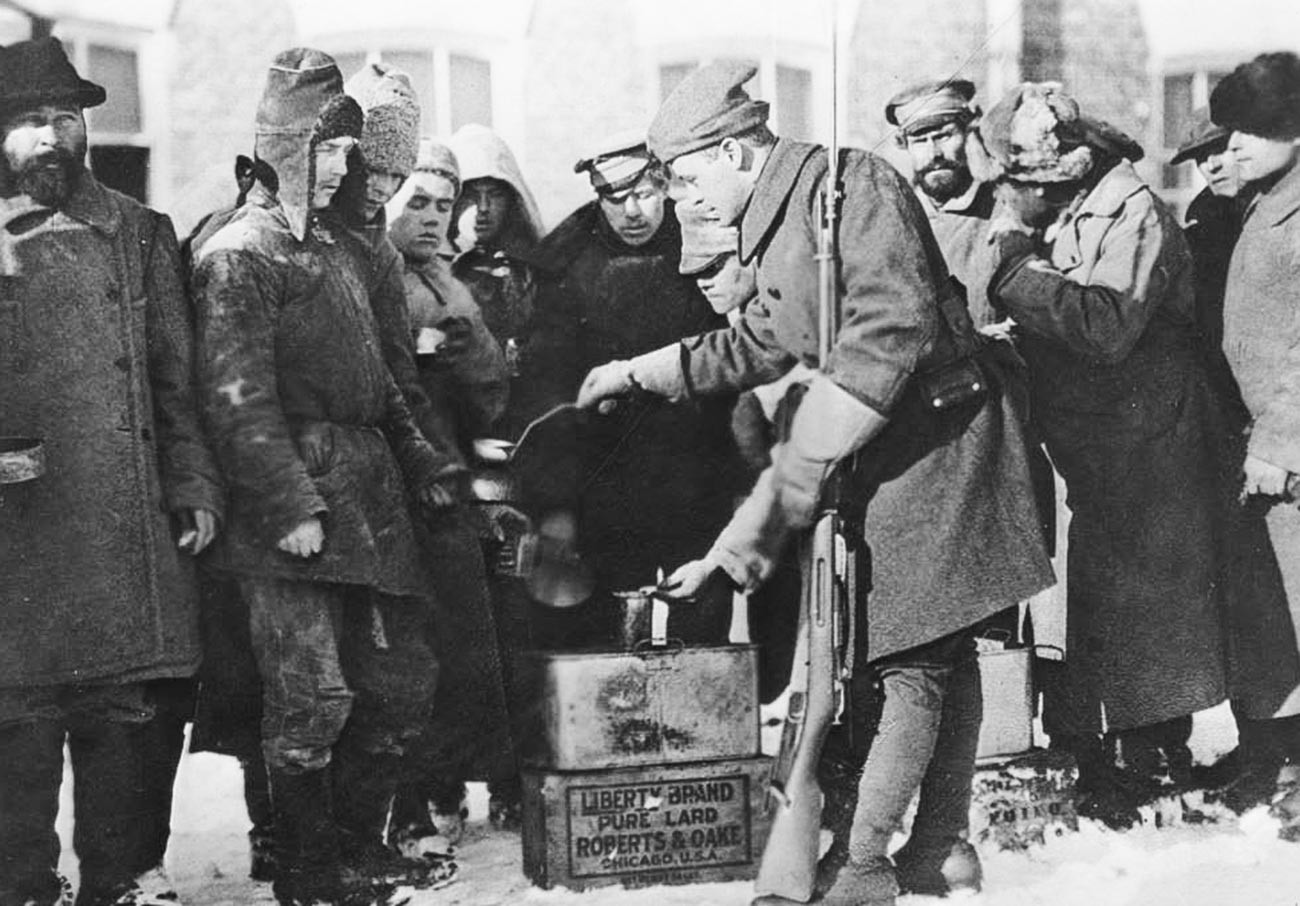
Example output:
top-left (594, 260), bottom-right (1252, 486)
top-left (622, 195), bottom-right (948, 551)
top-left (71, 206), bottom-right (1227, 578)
top-left (14, 872), bottom-right (73, 906)
top-left (103, 866), bottom-right (182, 906)
top-left (893, 838), bottom-right (982, 896)
top-left (427, 780), bottom-right (468, 844)
top-left (820, 856), bottom-right (899, 906)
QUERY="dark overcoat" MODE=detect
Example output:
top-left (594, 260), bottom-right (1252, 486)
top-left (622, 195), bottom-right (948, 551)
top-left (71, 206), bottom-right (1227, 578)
top-left (0, 175), bottom-right (223, 688)
top-left (1221, 161), bottom-right (1300, 720)
top-left (676, 139), bottom-right (1054, 662)
top-left (526, 200), bottom-right (743, 594)
top-left (191, 193), bottom-right (442, 597)
top-left (992, 160), bottom-right (1229, 732)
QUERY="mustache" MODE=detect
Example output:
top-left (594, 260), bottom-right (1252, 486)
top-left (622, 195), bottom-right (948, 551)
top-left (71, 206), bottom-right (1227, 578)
top-left (917, 159), bottom-right (963, 178)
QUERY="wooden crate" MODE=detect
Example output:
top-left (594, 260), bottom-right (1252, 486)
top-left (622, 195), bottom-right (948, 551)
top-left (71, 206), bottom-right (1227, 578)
top-left (522, 756), bottom-right (774, 891)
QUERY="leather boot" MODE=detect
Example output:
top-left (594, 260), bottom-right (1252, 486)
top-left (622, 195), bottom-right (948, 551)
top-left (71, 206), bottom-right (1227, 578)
top-left (241, 753), bottom-right (277, 882)
top-left (333, 746), bottom-right (457, 891)
top-left (0, 721), bottom-right (64, 905)
top-left (68, 721), bottom-right (153, 905)
top-left (268, 768), bottom-right (342, 905)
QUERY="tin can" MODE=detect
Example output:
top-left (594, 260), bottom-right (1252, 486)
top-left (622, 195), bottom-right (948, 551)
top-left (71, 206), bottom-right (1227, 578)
top-left (615, 591), bottom-right (652, 650)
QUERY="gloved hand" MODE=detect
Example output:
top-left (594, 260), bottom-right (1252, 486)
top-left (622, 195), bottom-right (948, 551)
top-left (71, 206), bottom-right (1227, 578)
top-left (576, 360), bottom-right (634, 412)
top-left (576, 344), bottom-right (685, 410)
top-left (660, 556), bottom-right (732, 602)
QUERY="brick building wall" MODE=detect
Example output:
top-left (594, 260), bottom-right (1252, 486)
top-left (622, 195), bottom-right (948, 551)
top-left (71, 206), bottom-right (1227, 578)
top-left (166, 0), bottom-right (296, 235)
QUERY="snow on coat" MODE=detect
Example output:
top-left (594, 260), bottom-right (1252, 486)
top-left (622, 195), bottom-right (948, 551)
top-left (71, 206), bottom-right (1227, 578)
top-left (192, 193), bottom-right (442, 597)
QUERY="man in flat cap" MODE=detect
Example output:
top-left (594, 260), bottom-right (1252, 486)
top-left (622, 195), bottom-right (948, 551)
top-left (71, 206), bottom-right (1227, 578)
top-left (980, 82), bottom-right (1235, 827)
top-left (1209, 50), bottom-right (1300, 837)
top-left (577, 61), bottom-right (1053, 906)
top-left (522, 129), bottom-right (741, 651)
top-left (0, 37), bottom-right (223, 906)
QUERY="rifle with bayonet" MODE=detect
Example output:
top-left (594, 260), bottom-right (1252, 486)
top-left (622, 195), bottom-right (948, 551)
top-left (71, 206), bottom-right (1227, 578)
top-left (752, 18), bottom-right (858, 902)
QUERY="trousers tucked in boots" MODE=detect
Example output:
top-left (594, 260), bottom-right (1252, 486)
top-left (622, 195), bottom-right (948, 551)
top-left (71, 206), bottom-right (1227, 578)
top-left (822, 630), bottom-right (982, 906)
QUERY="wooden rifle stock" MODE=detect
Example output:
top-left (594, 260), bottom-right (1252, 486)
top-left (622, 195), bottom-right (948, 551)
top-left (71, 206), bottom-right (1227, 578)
top-left (754, 511), bottom-right (852, 901)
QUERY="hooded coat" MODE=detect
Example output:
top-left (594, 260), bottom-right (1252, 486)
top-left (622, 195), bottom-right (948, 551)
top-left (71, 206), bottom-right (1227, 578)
top-left (991, 160), bottom-right (1230, 732)
top-left (447, 125), bottom-right (543, 434)
top-left (0, 174), bottom-right (223, 688)
top-left (191, 50), bottom-right (442, 596)
top-left (1221, 161), bottom-right (1300, 720)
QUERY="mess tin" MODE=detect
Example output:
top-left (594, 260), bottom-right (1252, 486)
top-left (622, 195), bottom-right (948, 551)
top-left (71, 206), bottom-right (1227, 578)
top-left (0, 436), bottom-right (44, 484)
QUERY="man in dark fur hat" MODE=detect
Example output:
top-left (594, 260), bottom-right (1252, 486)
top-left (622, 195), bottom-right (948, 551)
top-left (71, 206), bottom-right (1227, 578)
top-left (1211, 50), bottom-right (1300, 838)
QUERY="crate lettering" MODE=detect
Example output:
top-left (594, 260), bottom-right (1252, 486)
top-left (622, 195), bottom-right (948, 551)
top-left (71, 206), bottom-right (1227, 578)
top-left (567, 774), bottom-right (753, 878)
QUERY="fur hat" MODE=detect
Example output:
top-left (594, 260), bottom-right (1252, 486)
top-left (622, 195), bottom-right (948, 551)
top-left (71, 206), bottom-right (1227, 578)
top-left (1210, 51), bottom-right (1300, 141)
top-left (346, 62), bottom-right (421, 178)
top-left (975, 82), bottom-right (1143, 184)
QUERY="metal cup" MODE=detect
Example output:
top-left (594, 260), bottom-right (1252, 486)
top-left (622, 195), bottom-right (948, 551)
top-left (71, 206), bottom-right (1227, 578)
top-left (614, 591), bottom-right (652, 651)
top-left (0, 436), bottom-right (44, 484)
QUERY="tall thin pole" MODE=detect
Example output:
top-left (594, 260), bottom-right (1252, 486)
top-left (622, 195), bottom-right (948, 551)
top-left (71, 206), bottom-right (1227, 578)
top-left (817, 8), bottom-right (840, 369)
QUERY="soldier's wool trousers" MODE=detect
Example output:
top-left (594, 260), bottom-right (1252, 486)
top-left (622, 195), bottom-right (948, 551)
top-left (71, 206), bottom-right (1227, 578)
top-left (847, 630), bottom-right (983, 859)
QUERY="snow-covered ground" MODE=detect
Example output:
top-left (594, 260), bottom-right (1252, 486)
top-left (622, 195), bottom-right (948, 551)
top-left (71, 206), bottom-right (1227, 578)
top-left (49, 701), bottom-right (1300, 906)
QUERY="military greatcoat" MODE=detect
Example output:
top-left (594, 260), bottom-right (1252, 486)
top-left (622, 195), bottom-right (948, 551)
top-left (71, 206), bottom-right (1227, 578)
top-left (676, 139), bottom-right (1054, 661)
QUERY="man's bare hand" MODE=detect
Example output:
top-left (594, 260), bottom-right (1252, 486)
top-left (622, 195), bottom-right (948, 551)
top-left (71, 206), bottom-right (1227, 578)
top-left (179, 508), bottom-right (219, 555)
top-left (1242, 454), bottom-right (1292, 500)
top-left (277, 518), bottom-right (324, 558)
top-left (576, 360), bottom-right (633, 411)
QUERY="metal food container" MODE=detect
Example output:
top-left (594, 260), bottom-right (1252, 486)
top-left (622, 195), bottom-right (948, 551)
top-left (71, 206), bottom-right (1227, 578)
top-left (976, 644), bottom-right (1035, 762)
top-left (518, 645), bottom-right (761, 770)
top-left (0, 436), bottom-right (44, 484)
top-left (522, 755), bottom-right (773, 891)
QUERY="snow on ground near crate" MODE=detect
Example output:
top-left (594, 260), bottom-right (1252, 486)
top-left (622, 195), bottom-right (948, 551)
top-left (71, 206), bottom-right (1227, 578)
top-left (51, 701), bottom-right (1294, 906)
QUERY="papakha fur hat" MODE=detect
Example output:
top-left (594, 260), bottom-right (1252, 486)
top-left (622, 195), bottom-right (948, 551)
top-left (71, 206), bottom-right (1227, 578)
top-left (1211, 51), bottom-right (1300, 141)
top-left (346, 61), bottom-right (421, 177)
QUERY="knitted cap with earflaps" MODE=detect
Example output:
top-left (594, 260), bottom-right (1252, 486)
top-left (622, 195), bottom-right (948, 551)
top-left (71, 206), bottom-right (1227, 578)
top-left (254, 47), bottom-right (361, 241)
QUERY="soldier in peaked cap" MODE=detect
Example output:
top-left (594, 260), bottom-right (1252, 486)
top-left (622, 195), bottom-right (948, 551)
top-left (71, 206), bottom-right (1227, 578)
top-left (0, 37), bottom-right (223, 906)
top-left (979, 82), bottom-right (1235, 827)
top-left (576, 61), bottom-right (1053, 905)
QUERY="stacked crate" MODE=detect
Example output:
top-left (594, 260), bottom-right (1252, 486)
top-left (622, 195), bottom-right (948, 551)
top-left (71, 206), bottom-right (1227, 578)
top-left (518, 644), bottom-right (773, 891)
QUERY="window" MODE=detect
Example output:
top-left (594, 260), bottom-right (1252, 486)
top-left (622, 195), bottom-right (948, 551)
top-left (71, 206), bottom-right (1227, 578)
top-left (658, 58), bottom-right (813, 141)
top-left (450, 53), bottom-right (492, 130)
top-left (325, 44), bottom-right (494, 136)
top-left (58, 36), bottom-right (151, 203)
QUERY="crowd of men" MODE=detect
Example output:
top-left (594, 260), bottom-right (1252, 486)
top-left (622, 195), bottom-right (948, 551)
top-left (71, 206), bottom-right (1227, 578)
top-left (1, 31), bottom-right (1300, 906)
